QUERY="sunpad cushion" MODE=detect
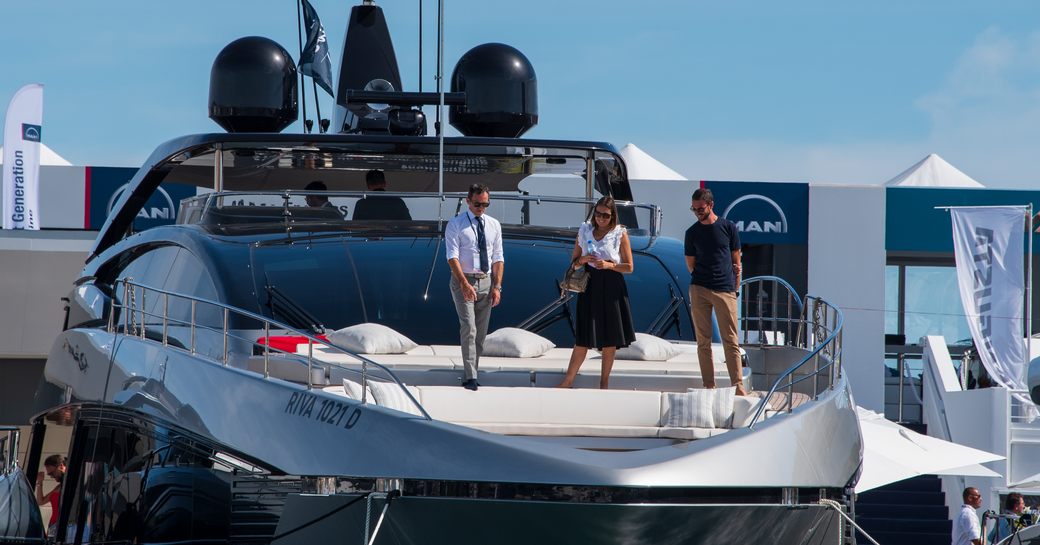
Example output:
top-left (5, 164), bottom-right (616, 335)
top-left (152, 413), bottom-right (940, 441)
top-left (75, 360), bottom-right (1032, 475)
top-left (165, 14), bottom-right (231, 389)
top-left (327, 323), bottom-right (418, 354)
top-left (482, 328), bottom-right (556, 358)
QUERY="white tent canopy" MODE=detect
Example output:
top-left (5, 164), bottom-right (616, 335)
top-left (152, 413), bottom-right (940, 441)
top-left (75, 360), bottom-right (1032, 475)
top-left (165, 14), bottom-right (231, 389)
top-left (0, 143), bottom-right (72, 166)
top-left (884, 153), bottom-right (983, 188)
top-left (619, 143), bottom-right (687, 181)
top-left (856, 407), bottom-right (1003, 493)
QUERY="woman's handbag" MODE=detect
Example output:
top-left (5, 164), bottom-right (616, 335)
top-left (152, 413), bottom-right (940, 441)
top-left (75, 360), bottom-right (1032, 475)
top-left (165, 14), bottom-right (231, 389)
top-left (560, 261), bottom-right (589, 293)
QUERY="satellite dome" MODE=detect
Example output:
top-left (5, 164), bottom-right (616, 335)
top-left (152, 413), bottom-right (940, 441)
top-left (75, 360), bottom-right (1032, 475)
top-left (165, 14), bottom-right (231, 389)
top-left (209, 36), bottom-right (298, 133)
top-left (450, 43), bottom-right (538, 138)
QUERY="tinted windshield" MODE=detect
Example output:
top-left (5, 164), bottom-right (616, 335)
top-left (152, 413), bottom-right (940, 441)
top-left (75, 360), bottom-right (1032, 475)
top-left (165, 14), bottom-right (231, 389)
top-left (231, 235), bottom-right (690, 346)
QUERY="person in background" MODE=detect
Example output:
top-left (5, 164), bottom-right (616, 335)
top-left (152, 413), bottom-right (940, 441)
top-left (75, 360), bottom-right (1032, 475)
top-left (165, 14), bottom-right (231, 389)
top-left (954, 487), bottom-right (983, 545)
top-left (445, 184), bottom-right (504, 390)
top-left (685, 187), bottom-right (746, 395)
top-left (556, 196), bottom-right (636, 389)
top-left (352, 169), bottom-right (412, 221)
top-left (35, 454), bottom-right (66, 536)
top-left (304, 180), bottom-right (336, 209)
top-left (989, 492), bottom-right (1026, 544)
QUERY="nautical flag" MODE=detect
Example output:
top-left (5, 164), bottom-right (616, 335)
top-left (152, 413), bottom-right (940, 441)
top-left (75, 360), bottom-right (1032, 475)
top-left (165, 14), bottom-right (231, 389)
top-left (299, 0), bottom-right (334, 97)
top-left (950, 206), bottom-right (1027, 391)
top-left (2, 84), bottom-right (44, 230)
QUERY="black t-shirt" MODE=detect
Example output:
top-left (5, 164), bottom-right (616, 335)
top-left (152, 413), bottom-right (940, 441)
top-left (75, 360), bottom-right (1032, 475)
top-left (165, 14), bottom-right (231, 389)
top-left (684, 218), bottom-right (741, 292)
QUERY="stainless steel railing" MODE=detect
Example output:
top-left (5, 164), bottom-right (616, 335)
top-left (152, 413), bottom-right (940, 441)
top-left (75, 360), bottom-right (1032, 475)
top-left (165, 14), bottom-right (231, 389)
top-left (739, 275), bottom-right (804, 346)
top-left (109, 279), bottom-right (431, 419)
top-left (739, 276), bottom-right (844, 428)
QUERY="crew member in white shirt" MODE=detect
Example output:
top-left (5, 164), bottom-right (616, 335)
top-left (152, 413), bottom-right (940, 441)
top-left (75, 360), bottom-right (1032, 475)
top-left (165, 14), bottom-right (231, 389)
top-left (445, 184), bottom-right (504, 390)
top-left (954, 487), bottom-right (983, 545)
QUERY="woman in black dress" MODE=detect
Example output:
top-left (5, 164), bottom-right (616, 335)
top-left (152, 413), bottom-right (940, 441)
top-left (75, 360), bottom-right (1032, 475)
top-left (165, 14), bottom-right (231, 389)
top-left (557, 196), bottom-right (636, 389)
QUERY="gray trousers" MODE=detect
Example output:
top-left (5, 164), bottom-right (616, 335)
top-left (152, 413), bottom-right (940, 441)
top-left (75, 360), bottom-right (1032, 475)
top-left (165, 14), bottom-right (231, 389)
top-left (450, 275), bottom-right (492, 381)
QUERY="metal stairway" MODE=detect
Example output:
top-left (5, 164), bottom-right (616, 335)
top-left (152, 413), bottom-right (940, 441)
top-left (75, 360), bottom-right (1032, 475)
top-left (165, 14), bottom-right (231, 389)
top-left (856, 474), bottom-right (951, 545)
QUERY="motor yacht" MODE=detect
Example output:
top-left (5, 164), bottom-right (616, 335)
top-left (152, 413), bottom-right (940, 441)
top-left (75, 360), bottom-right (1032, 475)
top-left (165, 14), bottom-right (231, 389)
top-left (3, 3), bottom-right (863, 544)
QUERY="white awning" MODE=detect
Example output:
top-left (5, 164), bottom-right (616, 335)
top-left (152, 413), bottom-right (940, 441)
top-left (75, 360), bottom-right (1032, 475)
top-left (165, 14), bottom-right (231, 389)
top-left (856, 407), bottom-right (1003, 492)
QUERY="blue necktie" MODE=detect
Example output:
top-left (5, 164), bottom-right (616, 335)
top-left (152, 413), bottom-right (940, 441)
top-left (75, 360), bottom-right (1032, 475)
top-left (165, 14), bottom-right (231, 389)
top-left (476, 216), bottom-right (489, 273)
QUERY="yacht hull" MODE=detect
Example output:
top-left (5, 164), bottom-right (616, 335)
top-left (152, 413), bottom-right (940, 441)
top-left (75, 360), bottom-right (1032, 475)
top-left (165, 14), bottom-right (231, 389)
top-left (274, 494), bottom-right (842, 545)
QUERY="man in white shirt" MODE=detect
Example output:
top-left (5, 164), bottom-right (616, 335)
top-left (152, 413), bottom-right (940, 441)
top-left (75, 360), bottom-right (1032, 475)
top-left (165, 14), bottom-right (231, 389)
top-left (445, 184), bottom-right (504, 390)
top-left (954, 487), bottom-right (983, 545)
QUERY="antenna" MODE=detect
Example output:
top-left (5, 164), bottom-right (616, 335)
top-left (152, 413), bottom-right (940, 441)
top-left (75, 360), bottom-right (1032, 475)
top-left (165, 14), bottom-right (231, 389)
top-left (296, 0), bottom-right (309, 133)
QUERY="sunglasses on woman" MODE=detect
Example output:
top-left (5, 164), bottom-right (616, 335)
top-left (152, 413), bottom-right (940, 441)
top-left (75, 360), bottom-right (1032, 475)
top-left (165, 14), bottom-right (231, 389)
top-left (593, 211), bottom-right (612, 219)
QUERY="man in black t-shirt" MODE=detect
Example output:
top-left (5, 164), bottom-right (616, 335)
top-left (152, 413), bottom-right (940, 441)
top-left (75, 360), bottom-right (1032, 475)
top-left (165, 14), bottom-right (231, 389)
top-left (684, 188), bottom-right (746, 395)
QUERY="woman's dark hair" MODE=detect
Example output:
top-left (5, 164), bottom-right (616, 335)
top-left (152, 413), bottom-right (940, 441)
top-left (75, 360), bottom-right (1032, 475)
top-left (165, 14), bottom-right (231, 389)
top-left (589, 196), bottom-right (619, 231)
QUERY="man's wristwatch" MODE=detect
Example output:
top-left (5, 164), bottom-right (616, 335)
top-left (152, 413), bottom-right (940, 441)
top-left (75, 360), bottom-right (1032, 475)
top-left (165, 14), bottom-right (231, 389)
top-left (492, 285), bottom-right (502, 292)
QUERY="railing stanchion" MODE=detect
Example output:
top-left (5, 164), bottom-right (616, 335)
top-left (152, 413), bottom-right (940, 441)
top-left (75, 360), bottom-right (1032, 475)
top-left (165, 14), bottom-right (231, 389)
top-left (897, 351), bottom-right (905, 422)
top-left (362, 359), bottom-right (368, 403)
top-left (786, 291), bottom-right (792, 346)
top-left (162, 293), bottom-right (169, 346)
top-left (307, 339), bottom-right (314, 390)
top-left (264, 321), bottom-right (270, 379)
top-left (122, 282), bottom-right (131, 334)
top-left (222, 307), bottom-right (229, 365)
top-left (190, 300), bottom-right (197, 355)
top-left (139, 288), bottom-right (146, 338)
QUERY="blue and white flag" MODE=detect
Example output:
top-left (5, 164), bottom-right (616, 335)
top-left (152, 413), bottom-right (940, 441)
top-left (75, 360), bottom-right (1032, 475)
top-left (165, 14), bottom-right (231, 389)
top-left (299, 0), bottom-right (334, 97)
top-left (3, 83), bottom-right (43, 230)
top-left (951, 206), bottom-right (1026, 390)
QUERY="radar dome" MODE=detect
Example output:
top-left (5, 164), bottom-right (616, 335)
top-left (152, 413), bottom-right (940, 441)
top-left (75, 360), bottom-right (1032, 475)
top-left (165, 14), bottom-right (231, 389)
top-left (209, 37), bottom-right (298, 133)
top-left (450, 43), bottom-right (537, 138)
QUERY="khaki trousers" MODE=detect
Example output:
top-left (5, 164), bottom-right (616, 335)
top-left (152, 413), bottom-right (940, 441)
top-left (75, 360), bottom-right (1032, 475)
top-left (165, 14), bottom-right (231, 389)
top-left (689, 285), bottom-right (743, 389)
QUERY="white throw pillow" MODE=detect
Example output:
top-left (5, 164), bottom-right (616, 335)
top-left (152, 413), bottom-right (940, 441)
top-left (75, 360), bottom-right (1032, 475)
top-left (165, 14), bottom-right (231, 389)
top-left (341, 378), bottom-right (371, 401)
top-left (327, 323), bottom-right (418, 354)
top-left (482, 328), bottom-right (556, 358)
top-left (368, 381), bottom-right (423, 416)
top-left (710, 386), bottom-right (736, 428)
top-left (616, 333), bottom-right (682, 361)
top-left (663, 389), bottom-right (715, 428)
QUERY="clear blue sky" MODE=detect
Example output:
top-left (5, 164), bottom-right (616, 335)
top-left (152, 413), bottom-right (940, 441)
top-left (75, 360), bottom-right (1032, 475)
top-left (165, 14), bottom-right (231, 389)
top-left (2, 1), bottom-right (1039, 187)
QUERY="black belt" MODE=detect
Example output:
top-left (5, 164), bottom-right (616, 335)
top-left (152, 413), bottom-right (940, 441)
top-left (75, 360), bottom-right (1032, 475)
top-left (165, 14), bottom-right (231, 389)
top-left (464, 272), bottom-right (489, 279)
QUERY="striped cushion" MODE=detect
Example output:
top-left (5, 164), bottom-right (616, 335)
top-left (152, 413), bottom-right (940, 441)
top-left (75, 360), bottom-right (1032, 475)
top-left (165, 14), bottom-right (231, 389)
top-left (369, 381), bottom-right (423, 416)
top-left (663, 389), bottom-right (715, 428)
top-left (341, 378), bottom-right (371, 401)
top-left (712, 386), bottom-right (736, 428)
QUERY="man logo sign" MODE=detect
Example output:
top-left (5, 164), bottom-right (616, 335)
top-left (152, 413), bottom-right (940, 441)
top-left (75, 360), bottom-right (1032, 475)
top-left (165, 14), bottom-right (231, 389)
top-left (721, 194), bottom-right (788, 234)
top-left (22, 124), bottom-right (42, 142)
top-left (107, 183), bottom-right (177, 221)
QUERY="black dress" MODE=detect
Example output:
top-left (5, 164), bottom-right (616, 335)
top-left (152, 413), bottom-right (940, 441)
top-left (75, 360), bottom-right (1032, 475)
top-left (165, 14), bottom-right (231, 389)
top-left (574, 265), bottom-right (636, 349)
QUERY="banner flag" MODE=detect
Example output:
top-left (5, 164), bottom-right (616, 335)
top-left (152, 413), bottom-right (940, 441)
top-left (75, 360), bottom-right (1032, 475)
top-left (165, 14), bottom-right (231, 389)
top-left (2, 83), bottom-right (44, 230)
top-left (950, 206), bottom-right (1026, 390)
top-left (299, 0), bottom-right (334, 97)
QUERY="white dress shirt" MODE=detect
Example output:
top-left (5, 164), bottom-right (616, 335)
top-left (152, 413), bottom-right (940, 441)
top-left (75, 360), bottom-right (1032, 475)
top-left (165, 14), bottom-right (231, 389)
top-left (953, 504), bottom-right (981, 545)
top-left (445, 210), bottom-right (504, 274)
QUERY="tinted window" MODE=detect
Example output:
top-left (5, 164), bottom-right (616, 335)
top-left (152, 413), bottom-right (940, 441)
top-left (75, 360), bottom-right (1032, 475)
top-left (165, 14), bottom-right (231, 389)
top-left (236, 236), bottom-right (692, 346)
